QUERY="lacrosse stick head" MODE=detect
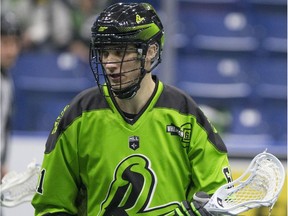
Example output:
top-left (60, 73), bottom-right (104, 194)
top-left (205, 151), bottom-right (285, 215)
top-left (0, 162), bottom-right (41, 207)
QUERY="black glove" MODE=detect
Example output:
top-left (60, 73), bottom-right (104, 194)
top-left (174, 191), bottom-right (211, 216)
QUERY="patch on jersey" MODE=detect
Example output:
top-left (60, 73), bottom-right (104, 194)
top-left (166, 123), bottom-right (192, 145)
top-left (51, 105), bottom-right (69, 134)
top-left (129, 136), bottom-right (140, 150)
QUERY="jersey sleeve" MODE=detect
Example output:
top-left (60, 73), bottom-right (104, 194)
top-left (32, 105), bottom-right (82, 215)
top-left (155, 83), bottom-right (232, 199)
top-left (187, 106), bottom-right (232, 197)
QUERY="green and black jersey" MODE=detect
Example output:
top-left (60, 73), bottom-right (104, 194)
top-left (32, 76), bottom-right (231, 216)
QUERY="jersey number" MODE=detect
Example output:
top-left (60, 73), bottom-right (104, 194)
top-left (36, 169), bottom-right (46, 194)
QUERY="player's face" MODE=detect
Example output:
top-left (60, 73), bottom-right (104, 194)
top-left (100, 45), bottom-right (141, 91)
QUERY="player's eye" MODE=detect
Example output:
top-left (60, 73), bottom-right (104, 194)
top-left (115, 50), bottom-right (125, 57)
top-left (99, 50), bottom-right (109, 59)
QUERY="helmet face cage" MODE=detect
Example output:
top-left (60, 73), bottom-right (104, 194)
top-left (89, 2), bottom-right (164, 99)
top-left (89, 42), bottom-right (147, 98)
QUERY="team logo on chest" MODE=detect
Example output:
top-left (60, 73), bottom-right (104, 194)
top-left (129, 136), bottom-right (140, 150)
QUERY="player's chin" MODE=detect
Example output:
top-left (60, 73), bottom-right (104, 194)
top-left (109, 77), bottom-right (133, 89)
top-left (111, 82), bottom-right (130, 91)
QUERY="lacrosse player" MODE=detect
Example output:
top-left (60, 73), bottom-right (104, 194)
top-left (32, 2), bottom-right (232, 215)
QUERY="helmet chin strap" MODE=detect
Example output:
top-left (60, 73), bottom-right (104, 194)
top-left (112, 83), bottom-right (139, 99)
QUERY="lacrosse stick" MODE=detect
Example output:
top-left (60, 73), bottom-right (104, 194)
top-left (0, 161), bottom-right (41, 207)
top-left (204, 151), bottom-right (285, 215)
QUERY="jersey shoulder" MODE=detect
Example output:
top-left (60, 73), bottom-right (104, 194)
top-left (45, 87), bottom-right (109, 153)
top-left (71, 86), bottom-right (108, 110)
top-left (156, 84), bottom-right (198, 115)
top-left (63, 86), bottom-right (109, 123)
top-left (158, 84), bottom-right (227, 153)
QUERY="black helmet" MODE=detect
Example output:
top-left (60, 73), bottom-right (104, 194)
top-left (89, 2), bottom-right (164, 99)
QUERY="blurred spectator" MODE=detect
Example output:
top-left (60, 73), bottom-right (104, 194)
top-left (51, 0), bottom-right (111, 62)
top-left (1, 0), bottom-right (49, 50)
top-left (2, 0), bottom-right (110, 61)
top-left (0, 12), bottom-right (22, 180)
